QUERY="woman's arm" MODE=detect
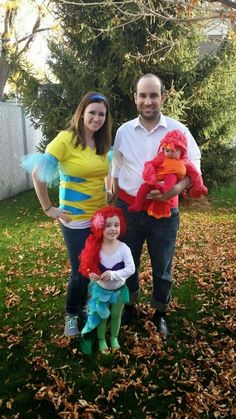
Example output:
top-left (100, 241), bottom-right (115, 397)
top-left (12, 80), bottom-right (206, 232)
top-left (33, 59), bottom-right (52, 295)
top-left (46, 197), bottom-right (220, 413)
top-left (105, 174), bottom-right (113, 203)
top-left (32, 169), bottom-right (72, 222)
top-left (111, 177), bottom-right (119, 201)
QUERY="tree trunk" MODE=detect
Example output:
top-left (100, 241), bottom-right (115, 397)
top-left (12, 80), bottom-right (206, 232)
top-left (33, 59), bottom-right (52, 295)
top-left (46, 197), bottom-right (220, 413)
top-left (0, 58), bottom-right (10, 101)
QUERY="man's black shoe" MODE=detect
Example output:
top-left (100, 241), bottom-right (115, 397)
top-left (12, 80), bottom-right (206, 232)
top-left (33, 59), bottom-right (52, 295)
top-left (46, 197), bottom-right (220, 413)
top-left (152, 311), bottom-right (169, 339)
top-left (121, 304), bottom-right (137, 325)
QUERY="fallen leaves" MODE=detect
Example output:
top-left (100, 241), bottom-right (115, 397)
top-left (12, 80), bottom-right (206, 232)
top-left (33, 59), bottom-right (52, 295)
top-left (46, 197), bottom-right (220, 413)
top-left (128, 320), bottom-right (164, 359)
top-left (1, 199), bottom-right (235, 417)
top-left (27, 356), bottom-right (104, 418)
top-left (42, 285), bottom-right (61, 296)
top-left (4, 289), bottom-right (21, 308)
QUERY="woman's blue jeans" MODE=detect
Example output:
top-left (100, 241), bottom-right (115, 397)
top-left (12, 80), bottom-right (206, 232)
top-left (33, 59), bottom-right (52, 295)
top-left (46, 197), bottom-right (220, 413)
top-left (117, 199), bottom-right (179, 312)
top-left (60, 224), bottom-right (90, 316)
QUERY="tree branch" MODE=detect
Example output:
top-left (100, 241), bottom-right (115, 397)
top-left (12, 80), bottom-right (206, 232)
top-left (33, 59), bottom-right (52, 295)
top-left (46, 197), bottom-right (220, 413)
top-left (208, 0), bottom-right (236, 10)
top-left (57, 0), bottom-right (236, 25)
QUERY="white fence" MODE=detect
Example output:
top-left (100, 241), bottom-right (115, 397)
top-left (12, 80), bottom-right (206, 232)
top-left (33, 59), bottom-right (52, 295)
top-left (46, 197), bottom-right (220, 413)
top-left (0, 102), bottom-right (42, 201)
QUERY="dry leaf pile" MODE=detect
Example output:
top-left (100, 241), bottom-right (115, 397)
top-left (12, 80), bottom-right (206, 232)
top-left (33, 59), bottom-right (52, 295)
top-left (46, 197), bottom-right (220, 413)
top-left (1, 201), bottom-right (235, 418)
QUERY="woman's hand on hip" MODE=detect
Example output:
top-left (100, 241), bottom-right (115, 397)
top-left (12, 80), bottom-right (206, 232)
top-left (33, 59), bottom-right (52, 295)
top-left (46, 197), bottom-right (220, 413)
top-left (45, 206), bottom-right (72, 223)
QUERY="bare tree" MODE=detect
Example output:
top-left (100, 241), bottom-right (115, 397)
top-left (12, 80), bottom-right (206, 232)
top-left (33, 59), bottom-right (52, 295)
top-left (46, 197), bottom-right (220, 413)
top-left (57, 0), bottom-right (236, 23)
top-left (53, 1), bottom-right (236, 50)
top-left (1, 0), bottom-right (235, 100)
top-left (53, 0), bottom-right (236, 65)
top-left (0, 0), bottom-right (54, 101)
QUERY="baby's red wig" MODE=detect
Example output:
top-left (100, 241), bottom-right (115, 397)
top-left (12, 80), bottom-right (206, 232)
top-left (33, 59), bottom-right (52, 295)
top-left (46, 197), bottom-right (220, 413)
top-left (79, 206), bottom-right (126, 277)
top-left (159, 129), bottom-right (188, 158)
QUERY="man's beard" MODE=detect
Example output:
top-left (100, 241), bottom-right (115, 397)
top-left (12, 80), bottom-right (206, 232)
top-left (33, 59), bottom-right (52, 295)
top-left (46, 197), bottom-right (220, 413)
top-left (139, 109), bottom-right (160, 121)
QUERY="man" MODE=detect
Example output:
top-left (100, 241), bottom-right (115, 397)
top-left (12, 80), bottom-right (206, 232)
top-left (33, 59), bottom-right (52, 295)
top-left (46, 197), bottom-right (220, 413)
top-left (111, 73), bottom-right (201, 338)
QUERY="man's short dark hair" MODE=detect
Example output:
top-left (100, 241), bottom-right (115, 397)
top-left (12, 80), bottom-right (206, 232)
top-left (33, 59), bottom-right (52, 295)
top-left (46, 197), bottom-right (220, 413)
top-left (135, 73), bottom-right (165, 94)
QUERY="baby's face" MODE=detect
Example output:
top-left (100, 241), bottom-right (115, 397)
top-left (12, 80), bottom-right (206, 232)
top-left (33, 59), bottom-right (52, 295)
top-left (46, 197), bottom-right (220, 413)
top-left (164, 147), bottom-right (181, 159)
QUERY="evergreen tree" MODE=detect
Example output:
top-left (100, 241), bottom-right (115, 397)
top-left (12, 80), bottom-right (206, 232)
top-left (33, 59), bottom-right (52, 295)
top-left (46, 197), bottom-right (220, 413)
top-left (19, 0), bottom-right (236, 188)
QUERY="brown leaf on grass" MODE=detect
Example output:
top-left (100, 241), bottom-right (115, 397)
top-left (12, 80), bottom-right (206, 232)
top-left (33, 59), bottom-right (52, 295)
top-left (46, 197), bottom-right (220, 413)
top-left (35, 384), bottom-right (102, 417)
top-left (220, 296), bottom-right (236, 310)
top-left (3, 228), bottom-right (13, 238)
top-left (2, 198), bottom-right (235, 418)
top-left (4, 289), bottom-right (21, 307)
top-left (6, 398), bottom-right (14, 409)
top-left (36, 222), bottom-right (53, 229)
top-left (112, 351), bottom-right (130, 366)
top-left (138, 363), bottom-right (149, 377)
top-left (28, 356), bottom-right (103, 417)
top-left (129, 320), bottom-right (164, 359)
top-left (42, 285), bottom-right (61, 296)
top-left (7, 335), bottom-right (22, 347)
top-left (169, 297), bottom-right (186, 311)
top-left (111, 365), bottom-right (127, 378)
top-left (162, 389), bottom-right (175, 396)
top-left (1, 324), bottom-right (23, 349)
top-left (0, 263), bottom-right (6, 272)
top-left (169, 363), bottom-right (180, 381)
top-left (98, 366), bottom-right (110, 375)
top-left (52, 335), bottom-right (72, 349)
top-left (106, 377), bottom-right (148, 402)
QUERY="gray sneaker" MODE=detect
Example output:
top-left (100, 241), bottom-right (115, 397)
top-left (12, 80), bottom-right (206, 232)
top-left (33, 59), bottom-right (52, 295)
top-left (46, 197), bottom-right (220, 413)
top-left (64, 315), bottom-right (79, 337)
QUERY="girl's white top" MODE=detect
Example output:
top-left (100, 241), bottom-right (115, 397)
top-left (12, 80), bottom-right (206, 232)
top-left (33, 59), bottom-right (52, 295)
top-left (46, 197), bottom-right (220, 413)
top-left (97, 242), bottom-right (135, 291)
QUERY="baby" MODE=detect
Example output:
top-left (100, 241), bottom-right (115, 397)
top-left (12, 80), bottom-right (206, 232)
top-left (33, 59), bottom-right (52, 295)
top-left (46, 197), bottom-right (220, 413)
top-left (128, 129), bottom-right (208, 219)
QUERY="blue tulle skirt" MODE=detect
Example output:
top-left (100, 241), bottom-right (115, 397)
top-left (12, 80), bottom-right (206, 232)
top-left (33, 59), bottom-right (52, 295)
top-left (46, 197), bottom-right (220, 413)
top-left (21, 152), bottom-right (60, 186)
top-left (81, 283), bottom-right (129, 335)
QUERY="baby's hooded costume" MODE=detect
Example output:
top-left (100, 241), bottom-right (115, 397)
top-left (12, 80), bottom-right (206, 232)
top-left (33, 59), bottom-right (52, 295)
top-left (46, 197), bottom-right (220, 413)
top-left (128, 129), bottom-right (208, 219)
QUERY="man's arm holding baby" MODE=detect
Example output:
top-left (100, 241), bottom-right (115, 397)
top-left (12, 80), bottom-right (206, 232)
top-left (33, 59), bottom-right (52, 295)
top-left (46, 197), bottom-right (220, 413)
top-left (147, 176), bottom-right (191, 201)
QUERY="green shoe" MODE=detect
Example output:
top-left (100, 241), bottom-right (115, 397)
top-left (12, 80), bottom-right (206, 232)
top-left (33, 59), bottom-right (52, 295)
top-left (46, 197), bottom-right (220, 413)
top-left (110, 337), bottom-right (120, 350)
top-left (98, 339), bottom-right (109, 353)
top-left (80, 336), bottom-right (93, 355)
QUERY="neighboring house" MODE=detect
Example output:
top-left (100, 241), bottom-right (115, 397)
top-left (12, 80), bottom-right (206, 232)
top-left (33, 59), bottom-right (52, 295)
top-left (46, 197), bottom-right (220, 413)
top-left (199, 22), bottom-right (228, 56)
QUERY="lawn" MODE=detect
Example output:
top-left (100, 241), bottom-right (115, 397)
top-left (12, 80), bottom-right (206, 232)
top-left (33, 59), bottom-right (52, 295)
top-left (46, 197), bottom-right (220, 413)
top-left (0, 184), bottom-right (235, 418)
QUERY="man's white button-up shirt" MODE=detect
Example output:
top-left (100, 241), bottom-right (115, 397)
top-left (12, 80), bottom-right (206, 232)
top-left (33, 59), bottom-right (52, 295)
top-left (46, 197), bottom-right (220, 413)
top-left (112, 113), bottom-right (201, 197)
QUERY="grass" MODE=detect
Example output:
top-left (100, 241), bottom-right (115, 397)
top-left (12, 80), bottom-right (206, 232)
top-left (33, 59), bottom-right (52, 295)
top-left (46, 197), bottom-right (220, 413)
top-left (209, 178), bottom-right (236, 208)
top-left (0, 183), bottom-right (235, 418)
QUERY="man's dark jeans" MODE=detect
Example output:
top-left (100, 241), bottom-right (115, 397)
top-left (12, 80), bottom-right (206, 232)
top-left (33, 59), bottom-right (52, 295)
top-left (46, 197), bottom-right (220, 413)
top-left (117, 199), bottom-right (179, 312)
top-left (61, 224), bottom-right (90, 315)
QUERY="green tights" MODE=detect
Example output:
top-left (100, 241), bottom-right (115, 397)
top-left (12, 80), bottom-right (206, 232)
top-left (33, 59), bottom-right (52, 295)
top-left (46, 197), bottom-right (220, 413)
top-left (97, 302), bottom-right (124, 352)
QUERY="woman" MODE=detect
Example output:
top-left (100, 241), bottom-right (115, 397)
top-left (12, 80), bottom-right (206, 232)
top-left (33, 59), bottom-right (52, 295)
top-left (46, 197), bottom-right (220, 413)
top-left (22, 92), bottom-right (112, 337)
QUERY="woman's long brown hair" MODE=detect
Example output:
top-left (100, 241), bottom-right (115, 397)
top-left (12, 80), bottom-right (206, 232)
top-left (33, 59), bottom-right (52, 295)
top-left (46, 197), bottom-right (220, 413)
top-left (67, 91), bottom-right (112, 155)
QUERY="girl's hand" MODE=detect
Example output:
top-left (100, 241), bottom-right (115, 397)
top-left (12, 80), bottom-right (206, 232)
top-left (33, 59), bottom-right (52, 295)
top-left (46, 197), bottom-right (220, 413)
top-left (45, 206), bottom-right (72, 223)
top-left (100, 271), bottom-right (111, 281)
top-left (89, 273), bottom-right (100, 281)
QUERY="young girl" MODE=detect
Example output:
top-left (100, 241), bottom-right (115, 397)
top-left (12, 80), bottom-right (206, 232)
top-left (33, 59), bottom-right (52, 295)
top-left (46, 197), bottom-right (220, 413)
top-left (79, 206), bottom-right (135, 354)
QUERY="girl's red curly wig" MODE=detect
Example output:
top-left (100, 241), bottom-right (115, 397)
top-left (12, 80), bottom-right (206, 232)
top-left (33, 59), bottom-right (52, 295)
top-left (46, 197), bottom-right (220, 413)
top-left (79, 206), bottom-right (126, 277)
